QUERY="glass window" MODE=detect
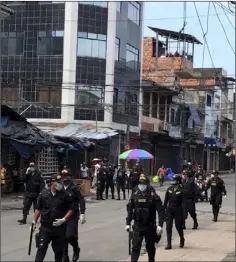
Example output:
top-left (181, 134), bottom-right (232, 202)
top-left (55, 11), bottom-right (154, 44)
top-left (77, 32), bottom-right (106, 59)
top-left (80, 2), bottom-right (108, 8)
top-left (37, 31), bottom-right (64, 55)
top-left (116, 2), bottom-right (121, 12)
top-left (0, 32), bottom-right (24, 56)
top-left (115, 37), bottom-right (120, 61)
top-left (206, 94), bottom-right (212, 107)
top-left (128, 2), bottom-right (140, 25)
top-left (126, 44), bottom-right (139, 70)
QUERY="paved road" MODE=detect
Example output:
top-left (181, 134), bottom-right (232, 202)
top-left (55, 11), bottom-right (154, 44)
top-left (1, 173), bottom-right (235, 261)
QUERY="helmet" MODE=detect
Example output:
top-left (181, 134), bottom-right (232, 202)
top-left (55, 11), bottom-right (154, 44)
top-left (171, 175), bottom-right (182, 185)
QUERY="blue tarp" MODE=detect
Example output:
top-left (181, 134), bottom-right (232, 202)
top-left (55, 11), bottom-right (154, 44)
top-left (165, 168), bottom-right (175, 181)
top-left (188, 104), bottom-right (201, 126)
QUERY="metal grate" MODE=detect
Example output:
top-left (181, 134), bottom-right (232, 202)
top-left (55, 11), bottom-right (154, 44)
top-left (38, 147), bottom-right (59, 176)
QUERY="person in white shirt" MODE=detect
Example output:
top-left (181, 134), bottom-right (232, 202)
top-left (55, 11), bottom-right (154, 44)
top-left (80, 163), bottom-right (88, 179)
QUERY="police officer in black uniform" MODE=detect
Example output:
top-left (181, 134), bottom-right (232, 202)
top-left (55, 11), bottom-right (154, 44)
top-left (105, 162), bottom-right (115, 199)
top-left (206, 170), bottom-right (227, 222)
top-left (116, 164), bottom-right (126, 200)
top-left (125, 174), bottom-right (164, 262)
top-left (61, 170), bottom-right (86, 262)
top-left (130, 164), bottom-right (142, 192)
top-left (163, 175), bottom-right (185, 250)
top-left (32, 174), bottom-right (75, 262)
top-left (18, 162), bottom-right (45, 225)
top-left (96, 163), bottom-right (106, 200)
top-left (182, 171), bottom-right (198, 230)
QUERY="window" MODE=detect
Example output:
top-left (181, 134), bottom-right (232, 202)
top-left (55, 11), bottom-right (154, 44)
top-left (170, 108), bottom-right (175, 124)
top-left (128, 2), bottom-right (141, 25)
top-left (125, 92), bottom-right (138, 115)
top-left (77, 32), bottom-right (107, 59)
top-left (116, 1), bottom-right (121, 12)
top-left (0, 32), bottom-right (24, 56)
top-left (115, 38), bottom-right (120, 61)
top-left (80, 2), bottom-right (107, 8)
top-left (126, 44), bottom-right (139, 70)
top-left (206, 94), bottom-right (212, 107)
top-left (37, 31), bottom-right (64, 55)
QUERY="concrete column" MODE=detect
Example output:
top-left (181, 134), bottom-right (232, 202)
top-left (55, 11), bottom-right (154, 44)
top-left (104, 1), bottom-right (117, 124)
top-left (149, 92), bottom-right (153, 117)
top-left (164, 96), bottom-right (168, 122)
top-left (61, 2), bottom-right (78, 122)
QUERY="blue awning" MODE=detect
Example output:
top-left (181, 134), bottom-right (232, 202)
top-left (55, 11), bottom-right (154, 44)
top-left (188, 104), bottom-right (201, 126)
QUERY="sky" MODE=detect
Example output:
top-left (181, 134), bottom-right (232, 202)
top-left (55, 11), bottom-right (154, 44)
top-left (143, 1), bottom-right (235, 77)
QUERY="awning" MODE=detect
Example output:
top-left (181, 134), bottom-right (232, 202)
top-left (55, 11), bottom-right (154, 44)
top-left (50, 123), bottom-right (119, 140)
top-left (188, 104), bottom-right (201, 126)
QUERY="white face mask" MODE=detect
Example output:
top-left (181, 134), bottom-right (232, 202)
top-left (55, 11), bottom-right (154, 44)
top-left (138, 184), bottom-right (147, 192)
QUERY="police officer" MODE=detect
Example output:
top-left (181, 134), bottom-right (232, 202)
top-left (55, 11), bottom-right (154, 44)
top-left (32, 174), bottom-right (75, 262)
top-left (125, 174), bottom-right (164, 262)
top-left (61, 170), bottom-right (86, 262)
top-left (105, 162), bottom-right (115, 199)
top-left (182, 171), bottom-right (198, 230)
top-left (130, 164), bottom-right (141, 192)
top-left (18, 162), bottom-right (45, 225)
top-left (96, 163), bottom-right (106, 200)
top-left (163, 175), bottom-right (185, 250)
top-left (206, 170), bottom-right (227, 222)
top-left (116, 164), bottom-right (126, 200)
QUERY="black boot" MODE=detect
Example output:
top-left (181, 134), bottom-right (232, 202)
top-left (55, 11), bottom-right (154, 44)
top-left (180, 237), bottom-right (185, 248)
top-left (123, 192), bottom-right (126, 200)
top-left (72, 246), bottom-right (80, 262)
top-left (106, 194), bottom-right (108, 199)
top-left (17, 215), bottom-right (27, 225)
top-left (112, 194), bottom-right (115, 200)
top-left (165, 243), bottom-right (172, 250)
top-left (192, 218), bottom-right (198, 230)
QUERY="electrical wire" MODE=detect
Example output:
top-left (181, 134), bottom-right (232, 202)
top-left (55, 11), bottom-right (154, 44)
top-left (213, 2), bottom-right (235, 54)
top-left (218, 2), bottom-right (235, 29)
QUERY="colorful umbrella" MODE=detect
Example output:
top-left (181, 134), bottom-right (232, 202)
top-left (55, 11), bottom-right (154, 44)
top-left (119, 149), bottom-right (154, 160)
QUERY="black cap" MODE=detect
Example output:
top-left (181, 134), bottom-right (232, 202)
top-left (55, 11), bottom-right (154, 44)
top-left (50, 174), bottom-right (62, 183)
top-left (173, 175), bottom-right (182, 182)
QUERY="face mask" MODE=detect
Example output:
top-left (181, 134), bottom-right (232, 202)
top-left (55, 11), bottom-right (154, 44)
top-left (171, 180), bottom-right (177, 185)
top-left (138, 184), bottom-right (147, 192)
top-left (30, 167), bottom-right (35, 172)
top-left (55, 182), bottom-right (63, 191)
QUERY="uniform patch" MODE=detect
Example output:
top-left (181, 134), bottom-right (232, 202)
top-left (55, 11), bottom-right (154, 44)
top-left (211, 182), bottom-right (216, 186)
top-left (176, 191), bottom-right (180, 194)
top-left (137, 199), bottom-right (147, 203)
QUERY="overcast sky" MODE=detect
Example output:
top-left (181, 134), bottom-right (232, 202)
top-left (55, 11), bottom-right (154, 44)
top-left (143, 2), bottom-right (235, 77)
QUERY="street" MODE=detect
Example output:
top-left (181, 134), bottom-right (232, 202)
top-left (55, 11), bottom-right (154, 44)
top-left (1, 173), bottom-right (235, 261)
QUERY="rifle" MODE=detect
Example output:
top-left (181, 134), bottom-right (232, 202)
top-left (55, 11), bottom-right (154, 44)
top-left (28, 223), bottom-right (34, 255)
top-left (128, 229), bottom-right (133, 255)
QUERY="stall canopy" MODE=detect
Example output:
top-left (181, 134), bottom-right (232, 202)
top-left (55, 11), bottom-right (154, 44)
top-left (50, 123), bottom-right (119, 140)
top-left (1, 105), bottom-right (80, 158)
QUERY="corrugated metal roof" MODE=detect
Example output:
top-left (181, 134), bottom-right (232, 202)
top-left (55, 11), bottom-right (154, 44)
top-left (50, 123), bottom-right (118, 140)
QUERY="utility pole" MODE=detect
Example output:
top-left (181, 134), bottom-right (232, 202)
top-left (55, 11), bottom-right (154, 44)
top-left (234, 85), bottom-right (236, 173)
top-left (215, 115), bottom-right (219, 170)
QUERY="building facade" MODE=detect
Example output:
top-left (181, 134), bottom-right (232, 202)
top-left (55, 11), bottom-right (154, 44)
top-left (1, 1), bottom-right (143, 129)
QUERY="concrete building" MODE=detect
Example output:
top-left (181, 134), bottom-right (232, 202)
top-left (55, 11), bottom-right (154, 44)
top-left (1, 1), bottom-right (144, 162)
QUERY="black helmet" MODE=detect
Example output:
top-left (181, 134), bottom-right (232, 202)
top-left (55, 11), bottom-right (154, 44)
top-left (174, 175), bottom-right (182, 182)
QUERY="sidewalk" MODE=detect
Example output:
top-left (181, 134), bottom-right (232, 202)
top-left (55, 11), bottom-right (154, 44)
top-left (137, 214), bottom-right (235, 261)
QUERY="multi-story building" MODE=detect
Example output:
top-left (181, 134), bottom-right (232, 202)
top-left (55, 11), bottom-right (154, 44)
top-left (1, 1), bottom-right (144, 162)
top-left (141, 27), bottom-right (204, 173)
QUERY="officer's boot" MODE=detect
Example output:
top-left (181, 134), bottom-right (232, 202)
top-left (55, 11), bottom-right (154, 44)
top-left (212, 206), bottom-right (216, 221)
top-left (17, 215), bottom-right (27, 225)
top-left (192, 217), bottom-right (198, 230)
top-left (214, 206), bottom-right (220, 222)
top-left (123, 191), bottom-right (126, 200)
top-left (105, 188), bottom-right (109, 199)
top-left (165, 235), bottom-right (172, 250)
top-left (117, 191), bottom-right (120, 200)
top-left (72, 246), bottom-right (80, 262)
top-left (111, 190), bottom-right (115, 199)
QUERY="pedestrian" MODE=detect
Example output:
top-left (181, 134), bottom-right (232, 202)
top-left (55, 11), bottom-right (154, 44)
top-left (105, 162), bottom-right (115, 199)
top-left (206, 170), bottom-right (227, 222)
top-left (32, 174), bottom-right (75, 262)
top-left (125, 174), bottom-right (164, 262)
top-left (157, 165), bottom-right (166, 187)
top-left (96, 163), bottom-right (106, 200)
top-left (61, 170), bottom-right (86, 262)
top-left (116, 164), bottom-right (126, 200)
top-left (163, 175), bottom-right (185, 250)
top-left (182, 171), bottom-right (199, 230)
top-left (17, 162), bottom-right (45, 225)
top-left (80, 162), bottom-right (89, 179)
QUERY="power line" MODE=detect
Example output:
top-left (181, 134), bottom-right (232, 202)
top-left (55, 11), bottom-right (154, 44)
top-left (217, 2), bottom-right (235, 29)
top-left (213, 2), bottom-right (235, 54)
